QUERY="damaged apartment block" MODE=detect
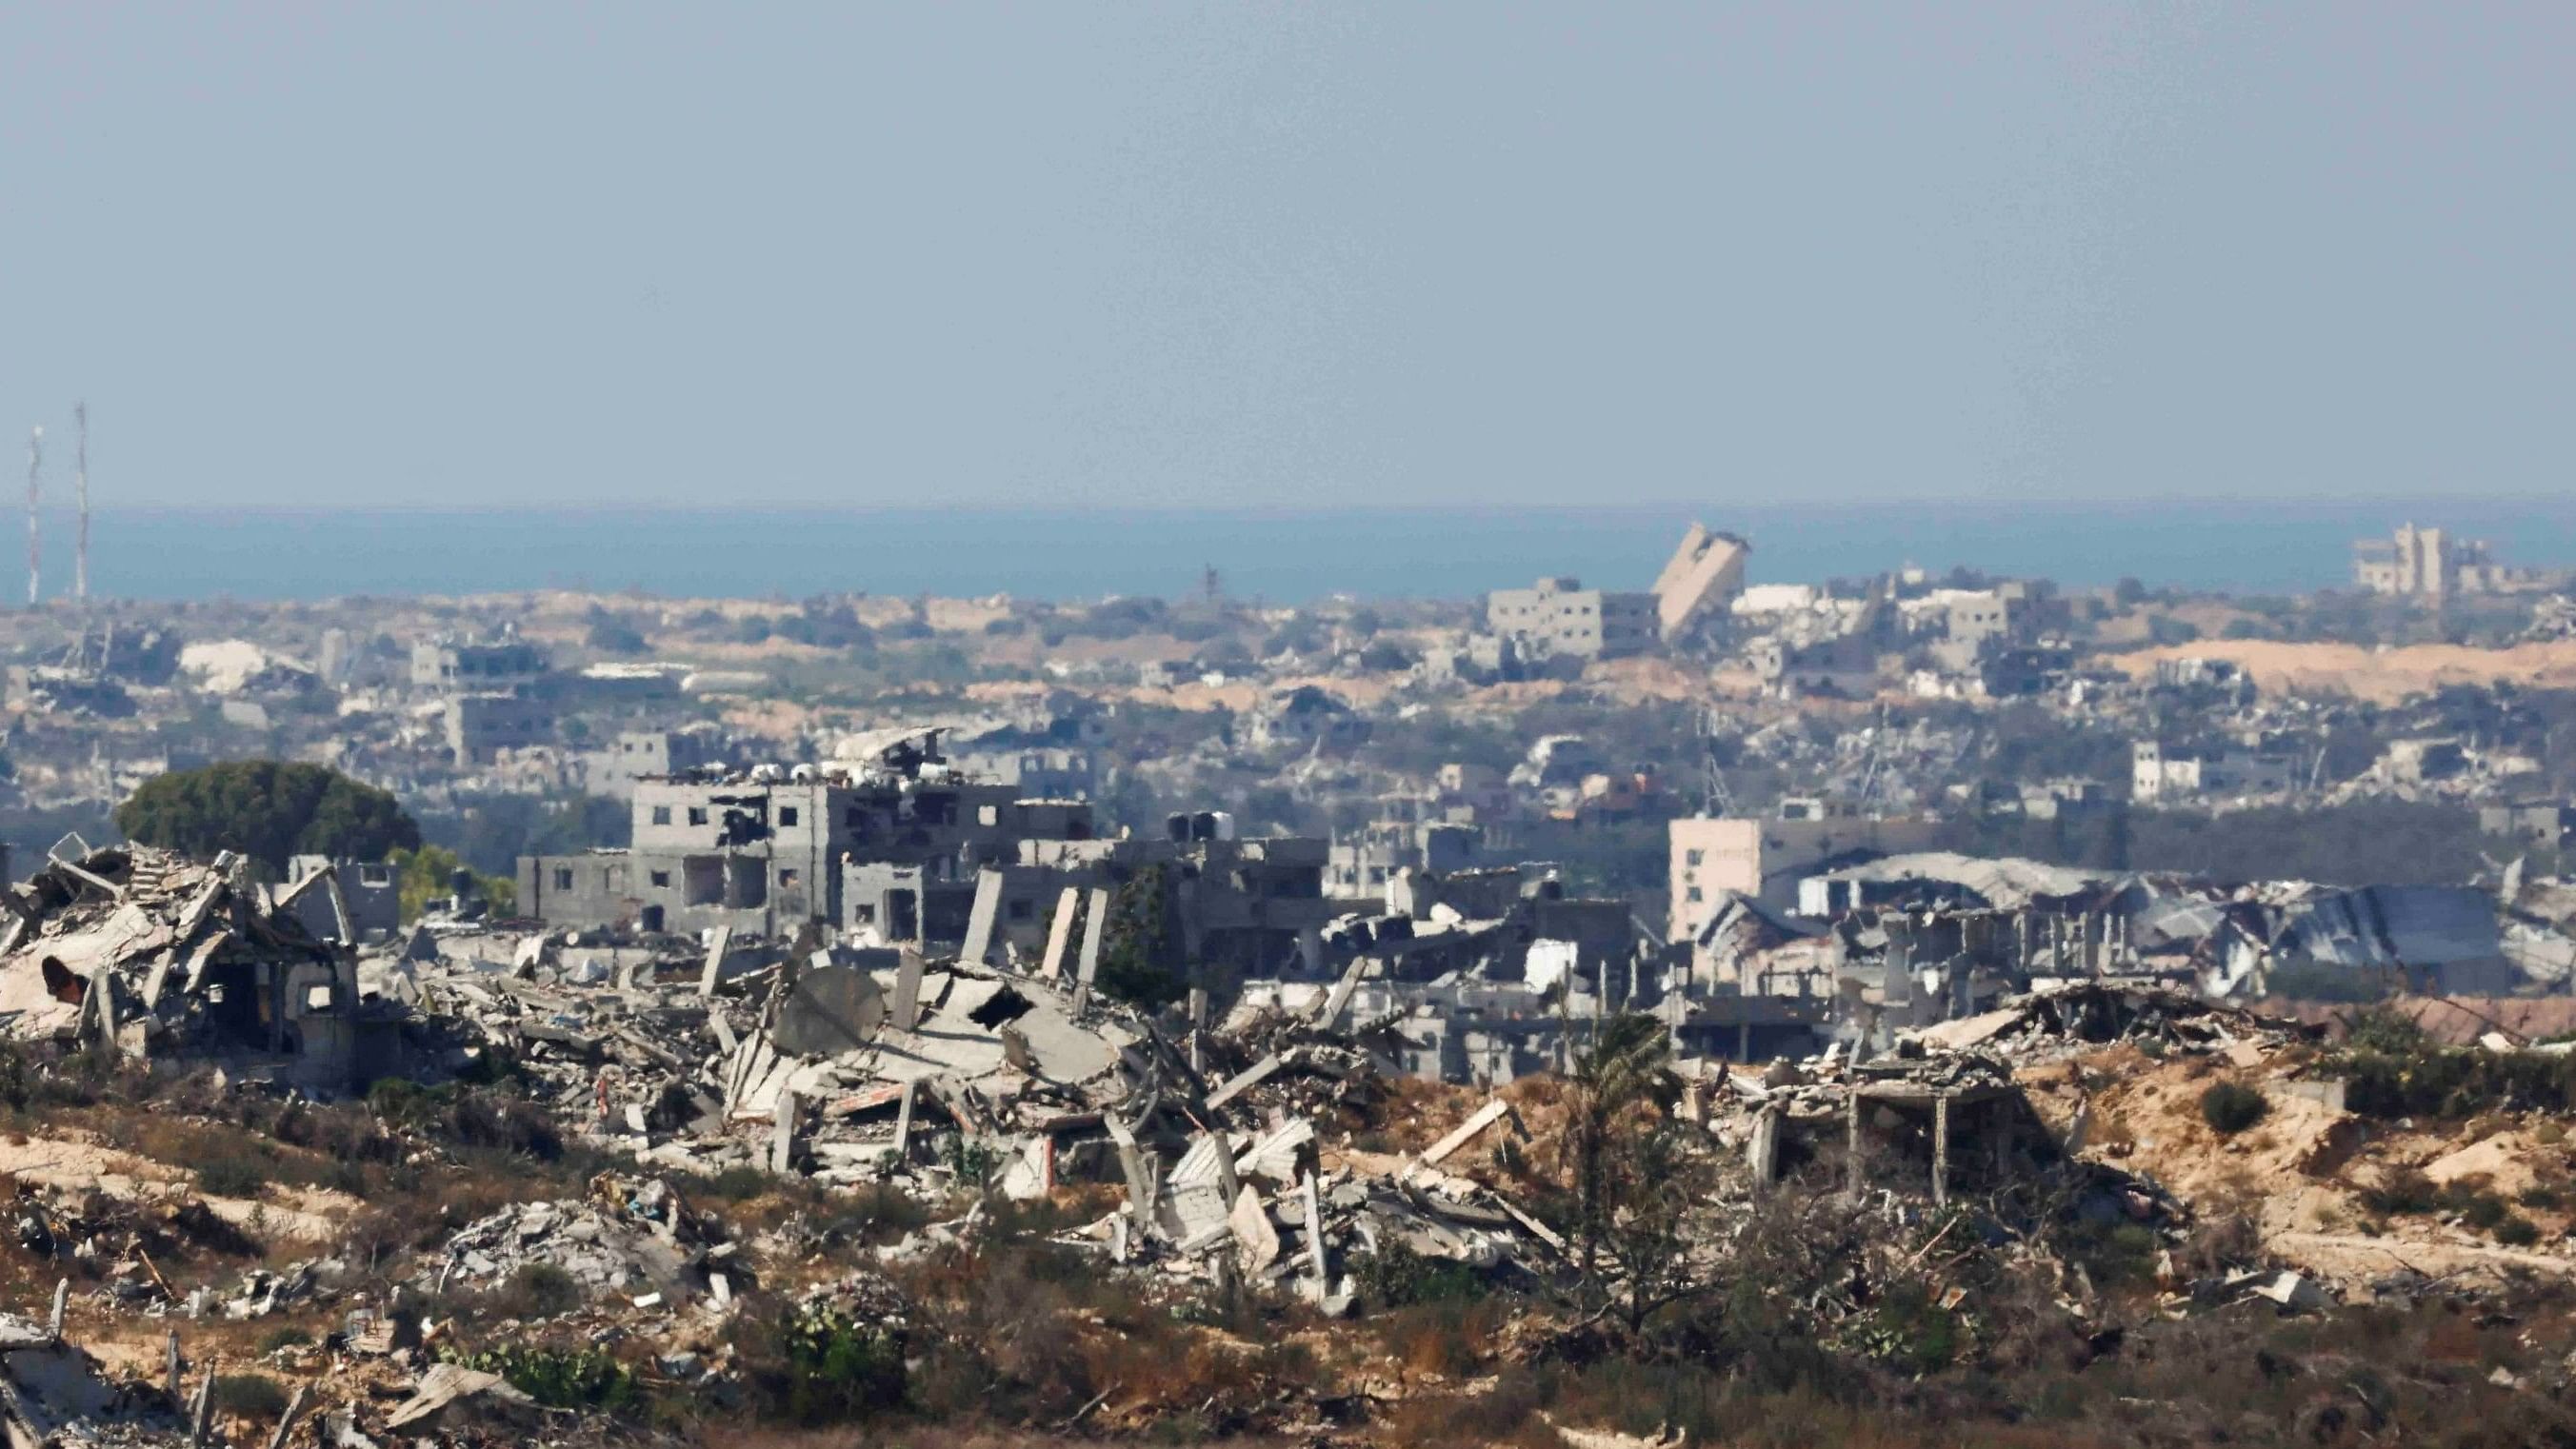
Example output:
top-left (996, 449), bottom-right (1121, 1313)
top-left (517, 726), bottom-right (1100, 939)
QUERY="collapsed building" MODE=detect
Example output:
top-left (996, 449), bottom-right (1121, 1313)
top-left (1669, 846), bottom-right (2571, 1061)
top-left (0, 842), bottom-right (390, 1088)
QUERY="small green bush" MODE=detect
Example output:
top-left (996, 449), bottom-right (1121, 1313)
top-left (257, 1327), bottom-right (312, 1354)
top-left (197, 1156), bottom-right (271, 1199)
top-left (2495, 1215), bottom-right (2543, 1247)
top-left (1356, 1242), bottom-right (1489, 1308)
top-left (453, 1346), bottom-right (640, 1411)
top-left (761, 1306), bottom-right (908, 1426)
top-left (212, 1373), bottom-right (290, 1419)
top-left (2361, 1169), bottom-right (2442, 1217)
top-left (2201, 1081), bottom-right (2268, 1136)
top-left (497, 1261), bottom-right (583, 1319)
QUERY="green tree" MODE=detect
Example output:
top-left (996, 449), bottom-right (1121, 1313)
top-left (1094, 865), bottom-right (1183, 1008)
top-left (115, 761), bottom-right (419, 875)
top-left (390, 844), bottom-right (518, 923)
top-left (1556, 1013), bottom-right (1716, 1336)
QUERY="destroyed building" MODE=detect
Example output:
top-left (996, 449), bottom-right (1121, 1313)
top-left (2352, 521), bottom-right (2565, 599)
top-left (516, 726), bottom-right (1099, 937)
top-left (1240, 685), bottom-right (1371, 753)
top-left (1648, 523), bottom-right (1750, 642)
top-left (280, 855), bottom-right (400, 943)
top-left (409, 634), bottom-right (548, 695)
top-left (943, 816), bottom-right (1339, 981)
top-left (0, 843), bottom-right (390, 1089)
top-left (1668, 801), bottom-right (1940, 919)
top-left (2129, 737), bottom-right (2301, 806)
top-left (579, 725), bottom-right (729, 799)
top-left (1324, 819), bottom-right (1481, 901)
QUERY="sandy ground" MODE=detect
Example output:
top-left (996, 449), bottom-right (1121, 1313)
top-left (2009, 1040), bottom-right (2576, 1293)
top-left (2101, 639), bottom-right (2576, 704)
top-left (0, 1133), bottom-right (353, 1243)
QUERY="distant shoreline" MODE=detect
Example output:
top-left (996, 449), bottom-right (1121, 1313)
top-left (31, 498), bottom-right (2576, 605)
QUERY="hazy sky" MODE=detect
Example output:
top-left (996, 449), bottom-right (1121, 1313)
top-left (1, 4), bottom-right (2569, 510)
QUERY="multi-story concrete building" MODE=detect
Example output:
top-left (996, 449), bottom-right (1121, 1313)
top-left (443, 692), bottom-right (553, 764)
top-left (946, 744), bottom-right (1097, 801)
top-left (580, 727), bottom-right (727, 800)
top-left (1325, 820), bottom-right (1481, 902)
top-left (2352, 524), bottom-right (2557, 600)
top-left (410, 636), bottom-right (548, 695)
top-left (2130, 740), bottom-right (2300, 806)
top-left (517, 727), bottom-right (1098, 937)
top-left (1668, 801), bottom-right (1940, 925)
top-left (1486, 577), bottom-right (1658, 661)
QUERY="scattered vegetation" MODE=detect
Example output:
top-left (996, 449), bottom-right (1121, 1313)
top-left (747, 1306), bottom-right (908, 1426)
top-left (2331, 1009), bottom-right (2576, 1120)
top-left (2199, 1080), bottom-right (2269, 1135)
top-left (210, 1373), bottom-right (290, 1419)
top-left (452, 1345), bottom-right (642, 1412)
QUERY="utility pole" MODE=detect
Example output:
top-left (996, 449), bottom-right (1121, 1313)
top-left (24, 427), bottom-right (42, 606)
top-left (73, 403), bottom-right (88, 602)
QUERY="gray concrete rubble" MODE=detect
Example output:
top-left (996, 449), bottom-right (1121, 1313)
top-left (0, 844), bottom-right (383, 1089)
top-left (418, 1174), bottom-right (737, 1308)
top-left (1901, 979), bottom-right (2306, 1062)
top-left (0, 1310), bottom-right (185, 1449)
top-left (391, 905), bottom-right (1583, 1302)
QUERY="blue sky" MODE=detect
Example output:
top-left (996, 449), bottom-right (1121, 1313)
top-left (1, 4), bottom-right (2569, 510)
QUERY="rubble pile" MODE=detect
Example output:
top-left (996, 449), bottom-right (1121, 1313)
top-left (374, 929), bottom-right (733, 1111)
top-left (1907, 980), bottom-right (2311, 1062)
top-left (0, 843), bottom-right (369, 1084)
top-left (424, 1175), bottom-right (738, 1309)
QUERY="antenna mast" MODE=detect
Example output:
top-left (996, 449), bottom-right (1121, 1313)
top-left (24, 427), bottom-right (41, 607)
top-left (73, 403), bottom-right (88, 602)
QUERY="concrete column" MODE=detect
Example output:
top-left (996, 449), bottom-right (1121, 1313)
top-left (1039, 887), bottom-right (1082, 981)
top-left (1931, 1092), bottom-right (1951, 1210)
top-left (958, 869), bottom-right (1003, 967)
top-left (1747, 1105), bottom-right (1779, 1190)
top-left (1845, 1089), bottom-right (1863, 1204)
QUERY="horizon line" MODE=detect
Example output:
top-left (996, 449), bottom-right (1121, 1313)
top-left (41, 492), bottom-right (2576, 519)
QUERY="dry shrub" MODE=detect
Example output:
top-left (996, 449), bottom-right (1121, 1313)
top-left (1373, 1299), bottom-right (1501, 1380)
top-left (1377, 1380), bottom-right (1548, 1449)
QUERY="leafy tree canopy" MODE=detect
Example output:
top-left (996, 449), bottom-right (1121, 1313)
top-left (389, 844), bottom-right (517, 923)
top-left (114, 761), bottom-right (420, 875)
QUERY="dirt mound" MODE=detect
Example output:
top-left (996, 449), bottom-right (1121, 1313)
top-left (2027, 1049), bottom-right (2350, 1233)
top-left (2102, 638), bottom-right (2576, 705)
top-left (2421, 1130), bottom-right (2552, 1199)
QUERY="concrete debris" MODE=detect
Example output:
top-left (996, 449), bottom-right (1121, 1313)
top-left (420, 1174), bottom-right (730, 1309)
top-left (0, 844), bottom-right (380, 1088)
top-left (383, 1363), bottom-right (539, 1432)
top-left (1905, 980), bottom-right (2309, 1063)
